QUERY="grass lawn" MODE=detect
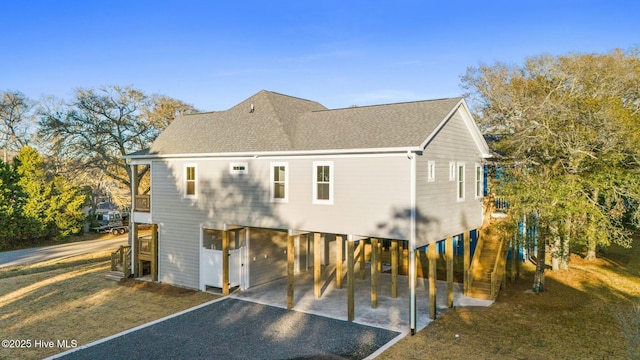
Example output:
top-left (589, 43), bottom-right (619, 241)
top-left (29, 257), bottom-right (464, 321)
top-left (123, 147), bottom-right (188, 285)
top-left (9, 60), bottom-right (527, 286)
top-left (379, 240), bottom-right (640, 360)
top-left (0, 237), bottom-right (638, 359)
top-left (0, 252), bottom-right (217, 360)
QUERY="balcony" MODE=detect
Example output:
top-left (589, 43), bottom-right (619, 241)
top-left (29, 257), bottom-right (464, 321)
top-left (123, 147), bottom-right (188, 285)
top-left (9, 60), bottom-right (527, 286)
top-left (133, 194), bottom-right (152, 224)
top-left (134, 195), bottom-right (150, 212)
top-left (491, 196), bottom-right (509, 219)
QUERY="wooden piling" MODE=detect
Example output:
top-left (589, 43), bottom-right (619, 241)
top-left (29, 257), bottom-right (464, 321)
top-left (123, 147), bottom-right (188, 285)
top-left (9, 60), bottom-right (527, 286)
top-left (347, 239), bottom-right (355, 321)
top-left (371, 238), bottom-right (378, 308)
top-left (314, 232), bottom-right (321, 298)
top-left (287, 234), bottom-right (295, 309)
top-left (391, 240), bottom-right (398, 298)
top-left (222, 230), bottom-right (229, 296)
top-left (428, 242), bottom-right (437, 319)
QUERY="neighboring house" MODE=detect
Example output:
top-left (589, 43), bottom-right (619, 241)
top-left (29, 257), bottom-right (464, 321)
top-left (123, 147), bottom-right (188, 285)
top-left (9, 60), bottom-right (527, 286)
top-left (123, 90), bottom-right (491, 333)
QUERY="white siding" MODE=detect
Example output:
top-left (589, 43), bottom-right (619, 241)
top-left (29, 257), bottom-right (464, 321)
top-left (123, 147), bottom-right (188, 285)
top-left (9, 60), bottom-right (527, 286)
top-left (153, 161), bottom-right (206, 289)
top-left (415, 108), bottom-right (484, 247)
top-left (148, 107), bottom-right (485, 287)
top-left (150, 154), bottom-right (412, 289)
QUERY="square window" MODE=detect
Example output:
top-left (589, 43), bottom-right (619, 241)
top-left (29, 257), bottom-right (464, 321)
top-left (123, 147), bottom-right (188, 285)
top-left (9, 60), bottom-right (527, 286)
top-left (184, 164), bottom-right (197, 198)
top-left (270, 162), bottom-right (288, 202)
top-left (313, 161), bottom-right (333, 205)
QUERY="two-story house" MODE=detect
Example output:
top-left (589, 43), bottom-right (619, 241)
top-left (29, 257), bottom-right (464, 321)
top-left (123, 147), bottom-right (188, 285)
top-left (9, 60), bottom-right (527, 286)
top-left (123, 90), bottom-right (491, 333)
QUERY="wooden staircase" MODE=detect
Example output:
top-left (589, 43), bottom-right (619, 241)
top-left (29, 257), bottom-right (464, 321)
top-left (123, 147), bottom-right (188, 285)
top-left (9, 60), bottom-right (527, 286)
top-left (106, 245), bottom-right (131, 282)
top-left (467, 233), bottom-right (500, 299)
top-left (105, 270), bottom-right (126, 282)
top-left (466, 209), bottom-right (509, 300)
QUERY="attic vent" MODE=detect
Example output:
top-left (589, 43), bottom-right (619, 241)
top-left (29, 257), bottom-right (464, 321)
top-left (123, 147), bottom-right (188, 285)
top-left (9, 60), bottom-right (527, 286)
top-left (230, 162), bottom-right (248, 175)
top-left (250, 103), bottom-right (254, 113)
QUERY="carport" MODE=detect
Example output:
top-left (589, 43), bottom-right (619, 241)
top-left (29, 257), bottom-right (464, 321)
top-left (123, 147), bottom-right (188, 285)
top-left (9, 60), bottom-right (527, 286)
top-left (206, 229), bottom-right (493, 334)
top-left (231, 255), bottom-right (492, 333)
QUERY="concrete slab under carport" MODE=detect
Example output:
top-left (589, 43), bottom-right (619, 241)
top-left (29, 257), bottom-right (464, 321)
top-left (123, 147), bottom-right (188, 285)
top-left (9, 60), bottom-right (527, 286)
top-left (230, 263), bottom-right (493, 334)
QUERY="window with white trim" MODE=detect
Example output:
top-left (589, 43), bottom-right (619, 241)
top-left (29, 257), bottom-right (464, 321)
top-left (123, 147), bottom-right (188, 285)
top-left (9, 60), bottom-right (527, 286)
top-left (270, 162), bottom-right (288, 203)
top-left (449, 161), bottom-right (456, 181)
top-left (313, 161), bottom-right (333, 205)
top-left (457, 162), bottom-right (465, 201)
top-left (475, 163), bottom-right (483, 198)
top-left (229, 162), bottom-right (248, 175)
top-left (184, 163), bottom-right (197, 198)
top-left (427, 160), bottom-right (435, 182)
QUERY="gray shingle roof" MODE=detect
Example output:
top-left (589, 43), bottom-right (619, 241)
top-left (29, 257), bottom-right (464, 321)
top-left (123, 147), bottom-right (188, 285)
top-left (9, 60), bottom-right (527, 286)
top-left (141, 90), bottom-right (465, 156)
top-left (293, 97), bottom-right (463, 150)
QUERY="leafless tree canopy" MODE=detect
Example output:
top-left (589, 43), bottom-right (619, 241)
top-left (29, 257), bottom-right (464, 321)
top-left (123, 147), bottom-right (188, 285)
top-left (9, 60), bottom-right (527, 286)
top-left (38, 85), bottom-right (198, 205)
top-left (0, 91), bottom-right (33, 162)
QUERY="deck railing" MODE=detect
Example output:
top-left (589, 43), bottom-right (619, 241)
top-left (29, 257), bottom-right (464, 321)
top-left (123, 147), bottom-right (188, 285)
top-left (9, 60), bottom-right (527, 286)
top-left (134, 195), bottom-right (150, 212)
top-left (138, 235), bottom-right (152, 255)
top-left (466, 230), bottom-right (485, 293)
top-left (490, 238), bottom-right (509, 298)
top-left (494, 197), bottom-right (509, 213)
top-left (111, 245), bottom-right (132, 278)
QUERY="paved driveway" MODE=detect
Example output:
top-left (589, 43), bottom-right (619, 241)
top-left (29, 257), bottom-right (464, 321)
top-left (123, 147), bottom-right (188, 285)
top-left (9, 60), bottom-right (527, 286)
top-left (51, 298), bottom-right (401, 360)
top-left (0, 235), bottom-right (128, 268)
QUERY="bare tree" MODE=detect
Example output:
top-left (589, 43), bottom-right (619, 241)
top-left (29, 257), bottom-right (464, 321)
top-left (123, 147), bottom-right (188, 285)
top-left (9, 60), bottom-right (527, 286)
top-left (38, 85), bottom-right (198, 206)
top-left (0, 91), bottom-right (33, 162)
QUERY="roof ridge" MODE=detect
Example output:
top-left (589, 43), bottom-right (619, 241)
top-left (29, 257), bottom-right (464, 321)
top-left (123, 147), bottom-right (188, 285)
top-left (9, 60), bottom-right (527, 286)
top-left (263, 90), bottom-right (319, 104)
top-left (315, 97), bottom-right (462, 112)
top-left (182, 110), bottom-right (219, 116)
top-left (261, 91), bottom-right (293, 149)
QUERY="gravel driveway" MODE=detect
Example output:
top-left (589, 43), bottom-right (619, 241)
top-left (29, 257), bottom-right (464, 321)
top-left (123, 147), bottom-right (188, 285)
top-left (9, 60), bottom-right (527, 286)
top-left (52, 298), bottom-right (400, 359)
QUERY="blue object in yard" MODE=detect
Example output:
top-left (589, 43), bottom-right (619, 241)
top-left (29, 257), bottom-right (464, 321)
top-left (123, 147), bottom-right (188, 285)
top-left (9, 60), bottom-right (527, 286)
top-left (504, 218), bottom-right (538, 262)
top-left (506, 240), bottom-right (526, 262)
top-left (451, 230), bottom-right (477, 258)
top-left (431, 231), bottom-right (479, 258)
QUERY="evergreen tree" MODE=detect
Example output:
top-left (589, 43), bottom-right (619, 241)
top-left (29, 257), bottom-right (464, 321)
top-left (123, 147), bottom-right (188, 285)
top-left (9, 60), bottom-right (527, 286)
top-left (47, 175), bottom-right (86, 237)
top-left (14, 146), bottom-right (51, 239)
top-left (0, 159), bottom-right (26, 249)
top-left (13, 146), bottom-right (87, 243)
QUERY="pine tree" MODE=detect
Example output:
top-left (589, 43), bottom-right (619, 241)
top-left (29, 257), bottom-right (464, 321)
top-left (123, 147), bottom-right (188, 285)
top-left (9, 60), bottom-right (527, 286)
top-left (0, 159), bottom-right (26, 249)
top-left (13, 146), bottom-right (87, 243)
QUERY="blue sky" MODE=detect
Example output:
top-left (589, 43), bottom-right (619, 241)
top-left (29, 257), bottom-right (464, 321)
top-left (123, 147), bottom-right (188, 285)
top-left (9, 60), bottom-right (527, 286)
top-left (1, 1), bottom-right (638, 111)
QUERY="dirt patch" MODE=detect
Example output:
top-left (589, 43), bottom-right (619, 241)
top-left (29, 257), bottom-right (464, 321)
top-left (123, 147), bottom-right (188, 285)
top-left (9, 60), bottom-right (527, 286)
top-left (0, 253), bottom-right (217, 360)
top-left (120, 278), bottom-right (200, 296)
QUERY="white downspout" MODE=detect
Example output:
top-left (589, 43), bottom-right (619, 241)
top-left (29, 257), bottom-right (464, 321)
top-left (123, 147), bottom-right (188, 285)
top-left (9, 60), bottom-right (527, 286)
top-left (129, 164), bottom-right (136, 275)
top-left (409, 151), bottom-right (417, 335)
top-left (199, 225), bottom-right (204, 291)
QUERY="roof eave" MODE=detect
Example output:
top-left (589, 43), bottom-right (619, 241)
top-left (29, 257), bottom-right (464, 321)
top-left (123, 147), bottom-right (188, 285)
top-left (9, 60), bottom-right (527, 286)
top-left (124, 146), bottom-right (423, 162)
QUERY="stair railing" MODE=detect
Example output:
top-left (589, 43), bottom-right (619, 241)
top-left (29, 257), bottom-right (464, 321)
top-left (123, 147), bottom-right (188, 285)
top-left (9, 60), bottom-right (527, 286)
top-left (467, 230), bottom-right (485, 292)
top-left (490, 238), bottom-right (509, 298)
top-left (124, 246), bottom-right (132, 278)
top-left (110, 245), bottom-right (132, 277)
